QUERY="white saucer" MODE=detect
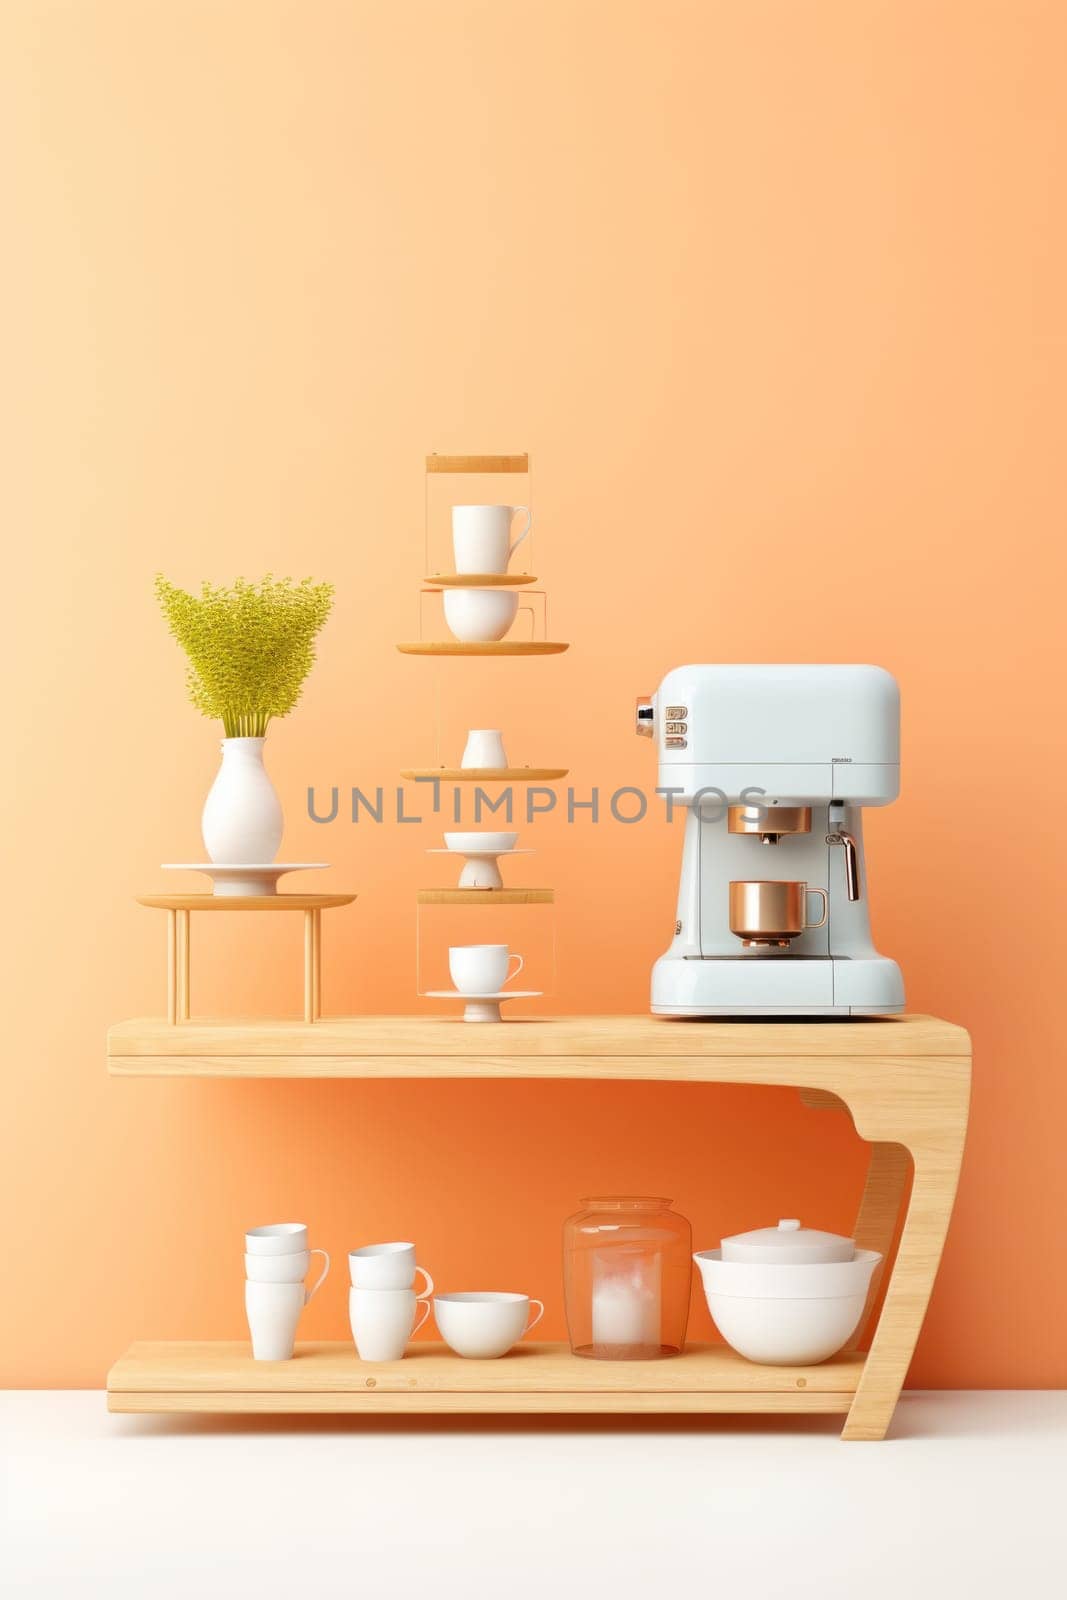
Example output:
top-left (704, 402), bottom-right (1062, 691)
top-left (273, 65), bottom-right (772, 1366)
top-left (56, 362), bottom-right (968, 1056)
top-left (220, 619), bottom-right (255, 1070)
top-left (425, 848), bottom-right (533, 889)
top-left (162, 863), bottom-right (328, 897)
top-left (423, 989), bottom-right (543, 1023)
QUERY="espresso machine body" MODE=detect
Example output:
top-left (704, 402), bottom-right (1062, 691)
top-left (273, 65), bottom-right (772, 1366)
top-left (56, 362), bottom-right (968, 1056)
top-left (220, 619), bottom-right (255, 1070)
top-left (636, 664), bottom-right (904, 1017)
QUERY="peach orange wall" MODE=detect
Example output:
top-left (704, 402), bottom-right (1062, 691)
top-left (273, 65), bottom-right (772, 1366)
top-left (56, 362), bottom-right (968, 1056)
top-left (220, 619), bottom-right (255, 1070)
top-left (3, 1), bottom-right (1065, 1387)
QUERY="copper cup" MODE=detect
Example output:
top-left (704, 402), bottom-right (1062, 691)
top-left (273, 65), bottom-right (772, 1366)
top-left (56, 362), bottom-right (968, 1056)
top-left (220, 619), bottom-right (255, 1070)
top-left (729, 880), bottom-right (829, 948)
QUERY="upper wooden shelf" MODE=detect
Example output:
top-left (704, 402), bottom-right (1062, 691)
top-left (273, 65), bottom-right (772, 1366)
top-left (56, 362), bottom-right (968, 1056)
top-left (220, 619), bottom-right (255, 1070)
top-left (107, 1013), bottom-right (970, 1097)
top-left (424, 573), bottom-right (537, 588)
top-left (426, 454), bottom-right (528, 474)
top-left (397, 641), bottom-right (569, 656)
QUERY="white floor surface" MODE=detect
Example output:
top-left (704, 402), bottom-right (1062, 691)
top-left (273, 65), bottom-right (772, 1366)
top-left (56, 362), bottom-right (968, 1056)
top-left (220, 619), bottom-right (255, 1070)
top-left (2, 1391), bottom-right (1064, 1598)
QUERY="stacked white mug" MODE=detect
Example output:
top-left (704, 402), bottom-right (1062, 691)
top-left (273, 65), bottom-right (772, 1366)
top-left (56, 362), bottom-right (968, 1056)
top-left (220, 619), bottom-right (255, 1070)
top-left (349, 1242), bottom-right (434, 1361)
top-left (244, 1223), bottom-right (330, 1361)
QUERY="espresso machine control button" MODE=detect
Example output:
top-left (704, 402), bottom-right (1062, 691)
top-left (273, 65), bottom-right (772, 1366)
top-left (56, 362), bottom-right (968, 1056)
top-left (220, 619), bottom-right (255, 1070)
top-left (666, 721), bottom-right (687, 735)
top-left (666, 705), bottom-right (688, 719)
top-left (666, 735), bottom-right (687, 748)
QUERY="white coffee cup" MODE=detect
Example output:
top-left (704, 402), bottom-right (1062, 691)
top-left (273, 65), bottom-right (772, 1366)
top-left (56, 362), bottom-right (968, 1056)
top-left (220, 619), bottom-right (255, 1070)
top-left (433, 1292), bottom-right (545, 1359)
top-left (443, 588), bottom-right (520, 643)
top-left (244, 1277), bottom-right (325, 1361)
top-left (245, 1223), bottom-right (308, 1257)
top-left (244, 1247), bottom-right (331, 1286)
top-left (452, 504), bottom-right (532, 574)
top-left (461, 730), bottom-right (508, 770)
top-left (349, 1242), bottom-right (434, 1296)
top-left (449, 944), bottom-right (524, 996)
top-left (349, 1287), bottom-right (431, 1362)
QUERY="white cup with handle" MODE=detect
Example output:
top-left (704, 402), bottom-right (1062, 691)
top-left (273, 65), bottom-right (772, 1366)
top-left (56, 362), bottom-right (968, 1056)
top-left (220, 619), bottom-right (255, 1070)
top-left (449, 944), bottom-right (524, 996)
top-left (452, 504), bottom-right (532, 574)
top-left (349, 1242), bottom-right (434, 1296)
top-left (244, 1248), bottom-right (331, 1285)
top-left (349, 1287), bottom-right (431, 1362)
top-left (245, 1222), bottom-right (309, 1257)
top-left (433, 1292), bottom-right (545, 1359)
top-left (245, 1253), bottom-right (330, 1361)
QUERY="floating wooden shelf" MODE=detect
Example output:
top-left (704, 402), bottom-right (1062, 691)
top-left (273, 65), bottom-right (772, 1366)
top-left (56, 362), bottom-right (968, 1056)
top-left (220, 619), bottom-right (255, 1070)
top-left (426, 454), bottom-right (528, 474)
top-left (107, 1340), bottom-right (864, 1416)
top-left (416, 888), bottom-right (554, 905)
top-left (400, 767), bottom-right (568, 782)
top-left (397, 641), bottom-right (569, 656)
top-left (424, 573), bottom-right (537, 588)
top-left (104, 1014), bottom-right (970, 1439)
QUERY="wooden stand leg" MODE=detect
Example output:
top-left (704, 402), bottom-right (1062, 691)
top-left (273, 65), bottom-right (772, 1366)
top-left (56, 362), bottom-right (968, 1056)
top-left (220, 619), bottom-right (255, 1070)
top-left (304, 910), bottom-right (321, 1023)
top-left (844, 1141), bottom-right (911, 1351)
top-left (166, 909), bottom-right (177, 1026)
top-left (176, 910), bottom-right (191, 1023)
top-left (842, 1145), bottom-right (963, 1441)
top-left (312, 908), bottom-right (322, 1020)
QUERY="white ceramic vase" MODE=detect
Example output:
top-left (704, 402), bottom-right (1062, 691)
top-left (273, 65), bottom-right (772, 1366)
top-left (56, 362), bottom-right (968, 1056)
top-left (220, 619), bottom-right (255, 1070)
top-left (201, 737), bottom-right (283, 864)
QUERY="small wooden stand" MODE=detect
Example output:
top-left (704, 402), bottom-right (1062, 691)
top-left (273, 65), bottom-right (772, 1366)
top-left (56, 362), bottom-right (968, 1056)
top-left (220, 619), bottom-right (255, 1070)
top-left (137, 894), bottom-right (356, 1025)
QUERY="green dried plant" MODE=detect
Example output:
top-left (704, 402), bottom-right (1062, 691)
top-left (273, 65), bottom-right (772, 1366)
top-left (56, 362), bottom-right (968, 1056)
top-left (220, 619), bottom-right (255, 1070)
top-left (155, 574), bottom-right (334, 738)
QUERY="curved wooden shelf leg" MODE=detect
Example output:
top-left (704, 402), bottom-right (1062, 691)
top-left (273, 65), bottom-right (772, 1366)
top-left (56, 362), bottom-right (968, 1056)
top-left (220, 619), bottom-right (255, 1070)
top-left (842, 1142), bottom-right (963, 1441)
top-left (844, 1140), bottom-right (911, 1351)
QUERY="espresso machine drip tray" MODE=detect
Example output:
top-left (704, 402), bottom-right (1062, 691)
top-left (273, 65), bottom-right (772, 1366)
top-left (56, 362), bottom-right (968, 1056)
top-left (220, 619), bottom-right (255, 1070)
top-left (693, 954), bottom-right (854, 962)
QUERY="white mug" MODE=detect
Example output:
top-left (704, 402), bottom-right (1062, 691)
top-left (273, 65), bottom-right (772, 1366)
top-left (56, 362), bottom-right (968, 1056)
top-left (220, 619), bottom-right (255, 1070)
top-left (452, 504), bottom-right (532, 575)
top-left (245, 1223), bottom-right (308, 1258)
top-left (349, 1287), bottom-right (431, 1362)
top-left (443, 588), bottom-right (522, 643)
top-left (461, 730), bottom-right (508, 770)
top-left (244, 1277), bottom-right (323, 1361)
top-left (433, 1292), bottom-right (545, 1359)
top-left (449, 944), bottom-right (524, 996)
top-left (244, 1248), bottom-right (330, 1286)
top-left (349, 1242), bottom-right (434, 1295)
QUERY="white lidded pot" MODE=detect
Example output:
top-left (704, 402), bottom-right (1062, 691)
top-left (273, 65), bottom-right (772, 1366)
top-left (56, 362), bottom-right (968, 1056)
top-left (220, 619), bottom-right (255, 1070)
top-left (694, 1219), bottom-right (881, 1366)
top-left (721, 1217), bottom-right (856, 1265)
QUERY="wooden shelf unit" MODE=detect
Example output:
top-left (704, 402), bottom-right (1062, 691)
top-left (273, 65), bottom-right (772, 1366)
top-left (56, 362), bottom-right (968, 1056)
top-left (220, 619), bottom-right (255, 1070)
top-left (108, 1340), bottom-right (865, 1416)
top-left (106, 1013), bottom-right (970, 1440)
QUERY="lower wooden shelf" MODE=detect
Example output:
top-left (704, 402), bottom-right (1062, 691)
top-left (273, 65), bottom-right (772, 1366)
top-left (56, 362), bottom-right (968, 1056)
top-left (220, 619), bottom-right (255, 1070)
top-left (107, 1340), bottom-right (863, 1415)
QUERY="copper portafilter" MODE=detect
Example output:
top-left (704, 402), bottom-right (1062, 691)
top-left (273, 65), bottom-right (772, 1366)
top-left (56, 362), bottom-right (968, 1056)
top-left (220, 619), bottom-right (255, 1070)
top-left (727, 805), bottom-right (812, 844)
top-left (729, 880), bottom-right (829, 949)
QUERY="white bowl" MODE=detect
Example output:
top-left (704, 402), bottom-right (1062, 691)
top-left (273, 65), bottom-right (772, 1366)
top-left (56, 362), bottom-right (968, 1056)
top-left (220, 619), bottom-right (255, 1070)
top-left (444, 832), bottom-right (518, 854)
top-left (692, 1248), bottom-right (881, 1365)
top-left (433, 1292), bottom-right (535, 1359)
top-left (443, 588), bottom-right (519, 643)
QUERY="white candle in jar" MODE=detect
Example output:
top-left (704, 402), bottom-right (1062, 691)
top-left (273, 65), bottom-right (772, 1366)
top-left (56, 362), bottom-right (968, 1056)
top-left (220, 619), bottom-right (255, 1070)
top-left (591, 1253), bottom-right (661, 1351)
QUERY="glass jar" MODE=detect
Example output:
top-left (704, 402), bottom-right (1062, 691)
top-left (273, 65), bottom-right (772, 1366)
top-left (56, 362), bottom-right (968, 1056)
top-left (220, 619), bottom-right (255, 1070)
top-left (563, 1196), bottom-right (692, 1359)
